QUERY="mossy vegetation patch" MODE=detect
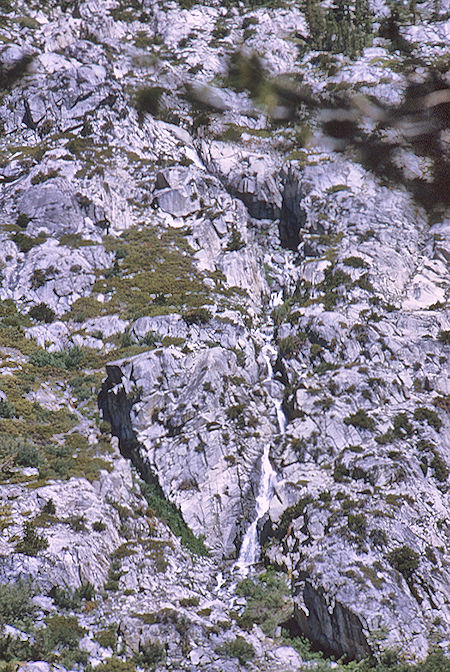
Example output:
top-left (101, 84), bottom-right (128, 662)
top-left (235, 570), bottom-right (292, 637)
top-left (0, 345), bottom-right (114, 485)
top-left (65, 225), bottom-right (215, 322)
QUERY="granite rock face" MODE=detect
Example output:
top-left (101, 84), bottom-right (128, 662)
top-left (0, 0), bottom-right (449, 670)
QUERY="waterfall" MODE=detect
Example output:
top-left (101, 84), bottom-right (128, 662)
top-left (235, 349), bottom-right (286, 575)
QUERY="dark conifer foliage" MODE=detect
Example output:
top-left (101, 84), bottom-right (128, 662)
top-left (304, 0), bottom-right (373, 58)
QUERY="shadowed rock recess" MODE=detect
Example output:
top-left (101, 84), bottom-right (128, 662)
top-left (0, 0), bottom-right (449, 670)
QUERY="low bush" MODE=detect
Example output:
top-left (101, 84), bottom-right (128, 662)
top-left (141, 330), bottom-right (160, 347)
top-left (347, 513), bottom-right (367, 539)
top-left (42, 498), bottom-right (56, 514)
top-left (0, 579), bottom-right (36, 627)
top-left (179, 596), bottom-right (200, 607)
top-left (94, 626), bottom-right (117, 650)
top-left (0, 633), bottom-right (33, 662)
top-left (0, 399), bottom-right (16, 418)
top-left (15, 522), bottom-right (48, 556)
top-left (29, 345), bottom-right (85, 370)
top-left (70, 374), bottom-right (97, 401)
top-left (226, 226), bottom-right (246, 251)
top-left (92, 520), bottom-right (106, 532)
top-left (182, 307), bottom-right (212, 325)
top-left (95, 657), bottom-right (136, 672)
top-left (28, 302), bottom-right (56, 323)
top-left (31, 614), bottom-right (87, 667)
top-left (388, 546), bottom-right (420, 582)
top-left (279, 334), bottom-right (303, 358)
top-left (430, 451), bottom-right (448, 482)
top-left (392, 412), bottom-right (413, 438)
top-left (369, 528), bottom-right (387, 547)
top-left (344, 409), bottom-right (376, 431)
top-left (414, 407), bottom-right (442, 432)
top-left (277, 497), bottom-right (312, 537)
top-left (134, 639), bottom-right (166, 667)
top-left (49, 582), bottom-right (94, 609)
top-left (236, 570), bottom-right (292, 637)
top-left (135, 86), bottom-right (166, 119)
top-left (43, 614), bottom-right (85, 650)
top-left (215, 636), bottom-right (255, 665)
top-left (12, 232), bottom-right (46, 253)
top-left (0, 434), bottom-right (41, 469)
top-left (437, 330), bottom-right (450, 344)
top-left (141, 482), bottom-right (208, 556)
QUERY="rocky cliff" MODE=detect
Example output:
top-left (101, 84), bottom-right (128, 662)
top-left (0, 0), bottom-right (449, 670)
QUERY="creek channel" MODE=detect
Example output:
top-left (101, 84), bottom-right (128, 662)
top-left (235, 345), bottom-right (287, 576)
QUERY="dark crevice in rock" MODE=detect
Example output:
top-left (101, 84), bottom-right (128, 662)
top-left (292, 582), bottom-right (372, 661)
top-left (278, 168), bottom-right (306, 250)
top-left (97, 364), bottom-right (157, 487)
top-left (230, 188), bottom-right (281, 220)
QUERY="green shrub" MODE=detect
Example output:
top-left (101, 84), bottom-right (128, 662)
top-left (343, 256), bottom-right (368, 268)
top-left (236, 570), bottom-right (292, 637)
top-left (0, 434), bottom-right (41, 469)
top-left (42, 498), bottom-right (56, 514)
top-left (375, 430), bottom-right (394, 445)
top-left (141, 482), bottom-right (208, 556)
top-left (44, 614), bottom-right (85, 649)
top-left (182, 307), bottom-right (212, 325)
top-left (93, 520), bottom-right (107, 532)
top-left (277, 497), bottom-right (312, 537)
top-left (388, 545), bottom-right (420, 582)
top-left (120, 331), bottom-right (133, 348)
top-left (95, 657), bottom-right (136, 672)
top-left (179, 596), bottom-right (200, 607)
top-left (94, 626), bottom-right (117, 650)
top-left (226, 403), bottom-right (245, 421)
top-left (344, 409), bottom-right (376, 431)
top-left (421, 651), bottom-right (450, 672)
top-left (430, 451), bottom-right (448, 482)
top-left (30, 614), bottom-right (87, 666)
top-left (414, 407), bottom-right (442, 431)
top-left (226, 226), bottom-right (246, 251)
top-left (0, 399), bottom-right (16, 418)
top-left (16, 213), bottom-right (30, 228)
top-left (49, 583), bottom-right (94, 609)
top-left (135, 86), bottom-right (166, 119)
top-left (283, 633), bottom-right (324, 662)
top-left (28, 302), bottom-right (56, 323)
top-left (134, 639), bottom-right (166, 667)
top-left (104, 559), bottom-right (122, 592)
top-left (30, 268), bottom-right (48, 289)
top-left (369, 528), bottom-right (387, 547)
top-left (392, 412), bottom-right (413, 438)
top-left (304, 0), bottom-right (373, 59)
top-left (333, 462), bottom-right (350, 482)
top-left (216, 636), bottom-right (255, 665)
top-left (142, 331), bottom-right (160, 347)
top-left (12, 232), bottom-right (46, 253)
top-left (70, 374), bottom-right (97, 401)
top-left (0, 579), bottom-right (36, 626)
top-left (0, 633), bottom-right (33, 662)
top-left (29, 345), bottom-right (85, 370)
top-left (437, 330), bottom-right (450, 344)
top-left (347, 513), bottom-right (367, 539)
top-left (15, 522), bottom-right (48, 556)
top-left (66, 514), bottom-right (87, 532)
top-left (279, 335), bottom-right (302, 358)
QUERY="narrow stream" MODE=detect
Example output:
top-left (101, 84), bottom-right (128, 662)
top-left (235, 348), bottom-right (287, 575)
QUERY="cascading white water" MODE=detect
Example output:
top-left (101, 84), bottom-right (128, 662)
top-left (235, 349), bottom-right (286, 575)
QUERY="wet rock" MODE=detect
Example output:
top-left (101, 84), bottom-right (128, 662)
top-left (294, 583), bottom-right (372, 661)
